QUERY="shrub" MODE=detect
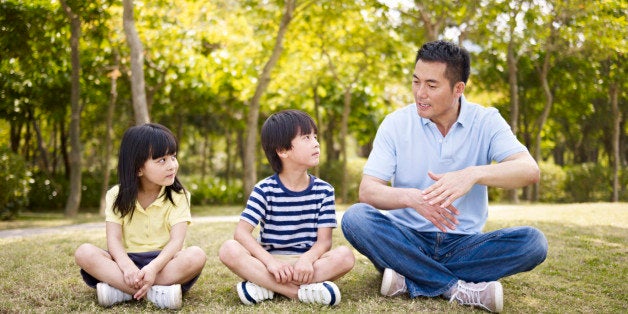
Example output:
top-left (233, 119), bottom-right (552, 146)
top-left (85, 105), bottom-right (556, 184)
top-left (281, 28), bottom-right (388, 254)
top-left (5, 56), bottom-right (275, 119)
top-left (538, 161), bottom-right (567, 202)
top-left (186, 176), bottom-right (244, 205)
top-left (0, 147), bottom-right (32, 220)
top-left (564, 162), bottom-right (611, 202)
top-left (27, 172), bottom-right (68, 211)
top-left (319, 158), bottom-right (366, 204)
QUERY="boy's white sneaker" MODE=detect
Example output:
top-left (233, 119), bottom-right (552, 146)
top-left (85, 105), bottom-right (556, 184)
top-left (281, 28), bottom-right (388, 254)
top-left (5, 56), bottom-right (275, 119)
top-left (297, 281), bottom-right (341, 306)
top-left (448, 280), bottom-right (503, 313)
top-left (96, 282), bottom-right (132, 307)
top-left (237, 281), bottom-right (274, 305)
top-left (147, 284), bottom-right (182, 310)
top-left (380, 268), bottom-right (407, 297)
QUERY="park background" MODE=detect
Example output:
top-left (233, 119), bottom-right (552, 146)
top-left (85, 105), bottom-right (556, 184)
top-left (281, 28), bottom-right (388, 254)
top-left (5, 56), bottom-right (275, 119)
top-left (0, 1), bottom-right (626, 313)
top-left (1, 0), bottom-right (626, 218)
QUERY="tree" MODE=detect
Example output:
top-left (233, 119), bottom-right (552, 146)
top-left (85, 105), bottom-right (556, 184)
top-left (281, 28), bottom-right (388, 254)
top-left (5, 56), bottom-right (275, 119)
top-left (123, 0), bottom-right (150, 124)
top-left (59, 0), bottom-right (82, 217)
top-left (243, 0), bottom-right (298, 198)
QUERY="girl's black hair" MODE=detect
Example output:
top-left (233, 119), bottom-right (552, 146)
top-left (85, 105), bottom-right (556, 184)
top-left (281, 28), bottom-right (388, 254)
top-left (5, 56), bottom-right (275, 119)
top-left (113, 123), bottom-right (186, 219)
top-left (261, 110), bottom-right (317, 173)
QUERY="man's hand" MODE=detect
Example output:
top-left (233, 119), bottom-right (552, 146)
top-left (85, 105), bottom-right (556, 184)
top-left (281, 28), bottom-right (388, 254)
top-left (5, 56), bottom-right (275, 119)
top-left (403, 187), bottom-right (459, 232)
top-left (422, 170), bottom-right (475, 209)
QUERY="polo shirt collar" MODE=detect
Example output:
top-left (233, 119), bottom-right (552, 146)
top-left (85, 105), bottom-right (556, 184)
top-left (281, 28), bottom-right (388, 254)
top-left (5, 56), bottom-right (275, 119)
top-left (420, 94), bottom-right (471, 128)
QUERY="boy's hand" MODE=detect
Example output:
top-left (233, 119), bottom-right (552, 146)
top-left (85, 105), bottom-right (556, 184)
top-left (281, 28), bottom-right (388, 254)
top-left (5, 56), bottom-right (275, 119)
top-left (266, 259), bottom-right (294, 283)
top-left (292, 259), bottom-right (314, 284)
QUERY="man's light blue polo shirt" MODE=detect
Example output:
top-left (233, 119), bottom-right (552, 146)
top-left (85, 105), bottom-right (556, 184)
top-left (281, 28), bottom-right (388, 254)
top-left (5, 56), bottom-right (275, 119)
top-left (363, 95), bottom-right (527, 234)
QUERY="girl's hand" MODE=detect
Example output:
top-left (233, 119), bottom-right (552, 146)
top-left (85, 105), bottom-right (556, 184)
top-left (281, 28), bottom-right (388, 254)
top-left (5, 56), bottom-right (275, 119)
top-left (132, 264), bottom-right (157, 300)
top-left (121, 265), bottom-right (141, 289)
top-left (292, 259), bottom-right (314, 284)
top-left (266, 259), bottom-right (294, 283)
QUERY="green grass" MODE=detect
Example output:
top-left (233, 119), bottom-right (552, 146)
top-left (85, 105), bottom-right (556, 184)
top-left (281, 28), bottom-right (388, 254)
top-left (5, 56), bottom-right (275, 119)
top-left (0, 203), bottom-right (626, 313)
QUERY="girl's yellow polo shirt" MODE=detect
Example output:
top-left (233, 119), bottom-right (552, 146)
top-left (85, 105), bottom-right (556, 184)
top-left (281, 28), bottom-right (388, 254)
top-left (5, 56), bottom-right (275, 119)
top-left (105, 185), bottom-right (191, 253)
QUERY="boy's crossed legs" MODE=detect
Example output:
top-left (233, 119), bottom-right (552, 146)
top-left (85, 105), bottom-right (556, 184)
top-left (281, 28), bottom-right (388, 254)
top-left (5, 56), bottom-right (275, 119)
top-left (219, 239), bottom-right (354, 305)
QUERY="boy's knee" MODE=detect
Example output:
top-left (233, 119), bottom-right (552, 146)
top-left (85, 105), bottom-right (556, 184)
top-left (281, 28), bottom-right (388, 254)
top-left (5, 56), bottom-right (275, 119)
top-left (337, 246), bottom-right (356, 271)
top-left (218, 239), bottom-right (240, 265)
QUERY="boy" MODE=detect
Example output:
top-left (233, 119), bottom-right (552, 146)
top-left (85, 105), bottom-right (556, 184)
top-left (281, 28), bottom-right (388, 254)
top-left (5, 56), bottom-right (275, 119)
top-left (219, 109), bottom-right (355, 306)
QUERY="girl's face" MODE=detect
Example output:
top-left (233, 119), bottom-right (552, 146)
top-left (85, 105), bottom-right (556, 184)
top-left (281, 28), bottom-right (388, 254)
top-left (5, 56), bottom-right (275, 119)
top-left (138, 153), bottom-right (179, 189)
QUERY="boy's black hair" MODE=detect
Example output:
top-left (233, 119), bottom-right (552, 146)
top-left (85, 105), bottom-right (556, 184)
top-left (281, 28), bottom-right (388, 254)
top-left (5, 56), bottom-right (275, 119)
top-left (261, 110), bottom-right (318, 173)
top-left (113, 123), bottom-right (185, 219)
top-left (415, 40), bottom-right (470, 88)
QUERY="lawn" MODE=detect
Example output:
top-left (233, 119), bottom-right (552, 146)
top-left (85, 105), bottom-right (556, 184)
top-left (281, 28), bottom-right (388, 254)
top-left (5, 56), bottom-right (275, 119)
top-left (0, 203), bottom-right (626, 313)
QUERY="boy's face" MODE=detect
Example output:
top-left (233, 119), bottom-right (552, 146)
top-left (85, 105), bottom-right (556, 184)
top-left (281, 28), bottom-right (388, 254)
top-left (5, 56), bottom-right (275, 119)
top-left (279, 131), bottom-right (320, 169)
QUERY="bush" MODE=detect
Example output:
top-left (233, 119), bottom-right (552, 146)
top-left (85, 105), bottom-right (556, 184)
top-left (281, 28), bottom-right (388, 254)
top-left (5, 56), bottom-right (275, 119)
top-left (538, 161), bottom-right (567, 202)
top-left (28, 170), bottom-right (111, 211)
top-left (564, 162), bottom-right (612, 202)
top-left (0, 147), bottom-right (31, 220)
top-left (319, 158), bottom-right (366, 204)
top-left (27, 172), bottom-right (69, 211)
top-left (186, 176), bottom-right (244, 205)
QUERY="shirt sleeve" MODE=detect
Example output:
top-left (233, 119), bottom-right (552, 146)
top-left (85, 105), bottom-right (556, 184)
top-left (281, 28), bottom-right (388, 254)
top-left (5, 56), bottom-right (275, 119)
top-left (317, 183), bottom-right (337, 228)
top-left (167, 190), bottom-right (192, 227)
top-left (104, 185), bottom-right (123, 225)
top-left (363, 114), bottom-right (397, 182)
top-left (486, 108), bottom-right (528, 162)
top-left (240, 185), bottom-right (266, 227)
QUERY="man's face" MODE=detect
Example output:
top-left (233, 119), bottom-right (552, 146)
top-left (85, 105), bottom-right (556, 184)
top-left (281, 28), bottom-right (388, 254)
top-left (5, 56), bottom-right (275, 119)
top-left (412, 60), bottom-right (464, 126)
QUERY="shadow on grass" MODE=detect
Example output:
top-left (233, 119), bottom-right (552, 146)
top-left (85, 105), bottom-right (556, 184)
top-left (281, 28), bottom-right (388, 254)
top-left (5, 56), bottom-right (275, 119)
top-left (0, 219), bottom-right (625, 313)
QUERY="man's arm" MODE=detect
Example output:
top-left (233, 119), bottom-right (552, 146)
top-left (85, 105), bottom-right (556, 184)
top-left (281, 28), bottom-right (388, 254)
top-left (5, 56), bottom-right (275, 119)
top-left (422, 151), bottom-right (540, 208)
top-left (358, 174), bottom-right (459, 232)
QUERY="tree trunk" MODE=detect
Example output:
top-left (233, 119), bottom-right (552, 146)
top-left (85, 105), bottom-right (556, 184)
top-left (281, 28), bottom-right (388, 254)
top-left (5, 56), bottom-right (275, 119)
top-left (100, 54), bottom-right (120, 216)
top-left (339, 87), bottom-right (352, 203)
top-left (312, 83), bottom-right (321, 178)
top-left (507, 33), bottom-right (520, 203)
top-left (534, 53), bottom-right (553, 202)
top-left (243, 0), bottom-right (295, 199)
top-left (122, 0), bottom-right (150, 125)
top-left (60, 0), bottom-right (82, 217)
top-left (610, 81), bottom-right (620, 202)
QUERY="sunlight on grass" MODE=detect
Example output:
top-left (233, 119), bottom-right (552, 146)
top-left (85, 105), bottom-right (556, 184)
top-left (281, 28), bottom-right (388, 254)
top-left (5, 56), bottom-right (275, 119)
top-left (0, 203), bottom-right (626, 312)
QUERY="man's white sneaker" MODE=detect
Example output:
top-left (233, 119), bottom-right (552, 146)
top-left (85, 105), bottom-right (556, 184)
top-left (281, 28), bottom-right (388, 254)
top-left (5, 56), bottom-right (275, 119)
top-left (380, 268), bottom-right (408, 297)
top-left (297, 281), bottom-right (341, 306)
top-left (237, 281), bottom-right (274, 305)
top-left (147, 284), bottom-right (182, 310)
top-left (96, 282), bottom-right (132, 307)
top-left (448, 280), bottom-right (503, 313)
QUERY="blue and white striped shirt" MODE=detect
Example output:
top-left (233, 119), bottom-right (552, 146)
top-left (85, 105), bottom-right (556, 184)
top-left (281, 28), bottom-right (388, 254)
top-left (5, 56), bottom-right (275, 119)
top-left (240, 174), bottom-right (337, 254)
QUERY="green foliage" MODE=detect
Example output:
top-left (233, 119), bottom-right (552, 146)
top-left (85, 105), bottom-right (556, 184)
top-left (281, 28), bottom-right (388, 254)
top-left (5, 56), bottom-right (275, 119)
top-left (564, 163), bottom-right (612, 203)
top-left (28, 170), bottom-right (108, 211)
top-left (186, 177), bottom-right (244, 206)
top-left (320, 158), bottom-right (366, 204)
top-left (27, 172), bottom-right (69, 211)
top-left (0, 147), bottom-right (31, 220)
top-left (538, 161), bottom-right (567, 202)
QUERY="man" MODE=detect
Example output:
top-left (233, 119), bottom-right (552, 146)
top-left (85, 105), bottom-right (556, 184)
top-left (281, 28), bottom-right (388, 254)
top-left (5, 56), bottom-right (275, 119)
top-left (341, 40), bottom-right (547, 313)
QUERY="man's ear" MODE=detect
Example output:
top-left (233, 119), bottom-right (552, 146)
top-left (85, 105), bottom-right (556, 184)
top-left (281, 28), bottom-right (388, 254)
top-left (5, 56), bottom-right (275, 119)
top-left (454, 81), bottom-right (465, 96)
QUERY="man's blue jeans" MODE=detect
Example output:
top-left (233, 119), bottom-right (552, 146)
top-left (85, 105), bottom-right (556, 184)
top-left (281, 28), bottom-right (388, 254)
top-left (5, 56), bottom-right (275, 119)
top-left (341, 203), bottom-right (548, 297)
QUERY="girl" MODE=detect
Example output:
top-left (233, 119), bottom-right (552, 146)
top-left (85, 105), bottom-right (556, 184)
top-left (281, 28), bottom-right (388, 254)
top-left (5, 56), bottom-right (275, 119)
top-left (75, 123), bottom-right (206, 310)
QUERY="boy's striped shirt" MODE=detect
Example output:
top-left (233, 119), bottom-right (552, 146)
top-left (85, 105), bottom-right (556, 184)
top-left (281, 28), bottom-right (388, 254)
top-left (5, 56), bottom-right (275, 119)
top-left (240, 174), bottom-right (337, 254)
